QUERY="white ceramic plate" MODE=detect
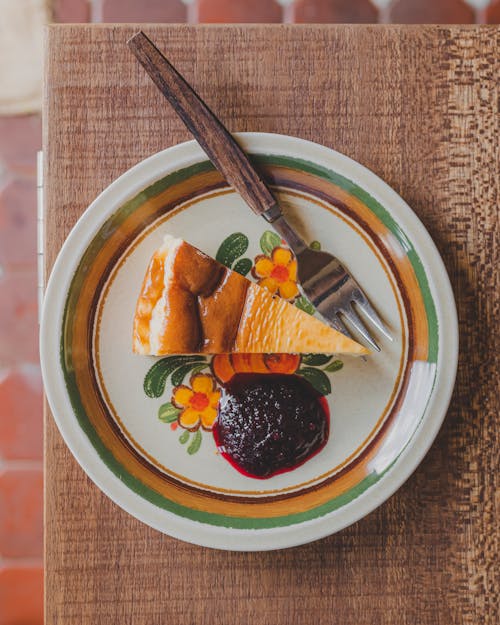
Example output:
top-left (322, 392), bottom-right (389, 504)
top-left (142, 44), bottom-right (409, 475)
top-left (41, 133), bottom-right (458, 550)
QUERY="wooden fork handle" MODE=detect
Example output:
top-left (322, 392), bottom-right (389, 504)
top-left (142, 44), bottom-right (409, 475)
top-left (128, 31), bottom-right (278, 218)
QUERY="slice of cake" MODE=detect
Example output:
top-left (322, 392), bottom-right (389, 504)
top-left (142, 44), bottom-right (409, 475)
top-left (133, 235), bottom-right (368, 356)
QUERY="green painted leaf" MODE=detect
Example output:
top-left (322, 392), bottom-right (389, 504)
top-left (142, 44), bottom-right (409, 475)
top-left (158, 402), bottom-right (180, 423)
top-left (179, 430), bottom-right (190, 444)
top-left (310, 240), bottom-right (321, 250)
top-left (259, 230), bottom-right (281, 255)
top-left (233, 257), bottom-right (252, 276)
top-left (299, 367), bottom-right (331, 395)
top-left (187, 429), bottom-right (202, 455)
top-left (190, 363), bottom-right (210, 376)
top-left (324, 359), bottom-right (344, 372)
top-left (295, 295), bottom-right (315, 316)
top-left (301, 354), bottom-right (331, 366)
top-left (215, 233), bottom-right (249, 268)
top-left (171, 363), bottom-right (204, 387)
top-left (144, 356), bottom-right (204, 398)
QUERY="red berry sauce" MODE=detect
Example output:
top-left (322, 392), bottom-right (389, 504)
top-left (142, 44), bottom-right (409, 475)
top-left (213, 373), bottom-right (329, 479)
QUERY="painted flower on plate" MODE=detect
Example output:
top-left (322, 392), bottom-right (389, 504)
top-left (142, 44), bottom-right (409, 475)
top-left (172, 373), bottom-right (221, 431)
top-left (252, 246), bottom-right (299, 301)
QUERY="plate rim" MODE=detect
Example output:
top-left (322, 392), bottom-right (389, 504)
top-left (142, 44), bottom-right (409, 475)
top-left (40, 132), bottom-right (458, 551)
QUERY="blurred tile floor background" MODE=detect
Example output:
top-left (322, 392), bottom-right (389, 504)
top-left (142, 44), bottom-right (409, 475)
top-left (0, 0), bottom-right (498, 623)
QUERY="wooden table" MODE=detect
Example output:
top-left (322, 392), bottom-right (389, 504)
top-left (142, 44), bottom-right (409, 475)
top-left (44, 25), bottom-right (498, 624)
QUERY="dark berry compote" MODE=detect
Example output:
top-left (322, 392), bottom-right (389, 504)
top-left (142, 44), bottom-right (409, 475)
top-left (213, 373), bottom-right (329, 479)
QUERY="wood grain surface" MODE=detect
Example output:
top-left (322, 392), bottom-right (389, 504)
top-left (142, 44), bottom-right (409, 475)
top-left (43, 25), bottom-right (499, 625)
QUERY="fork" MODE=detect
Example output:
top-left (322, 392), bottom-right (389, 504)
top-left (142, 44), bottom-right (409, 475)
top-left (128, 31), bottom-right (391, 351)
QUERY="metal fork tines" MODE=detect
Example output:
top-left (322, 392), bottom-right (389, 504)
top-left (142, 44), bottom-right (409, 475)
top-left (272, 215), bottom-right (392, 352)
top-left (314, 279), bottom-right (391, 352)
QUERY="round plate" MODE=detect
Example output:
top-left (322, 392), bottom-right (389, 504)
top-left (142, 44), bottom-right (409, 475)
top-left (41, 133), bottom-right (458, 551)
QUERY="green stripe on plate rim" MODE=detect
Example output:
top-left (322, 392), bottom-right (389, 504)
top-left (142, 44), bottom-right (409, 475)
top-left (60, 153), bottom-right (439, 529)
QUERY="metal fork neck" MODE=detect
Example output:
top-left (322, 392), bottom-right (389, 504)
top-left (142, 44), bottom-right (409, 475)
top-left (262, 203), bottom-right (282, 223)
top-left (266, 213), bottom-right (308, 255)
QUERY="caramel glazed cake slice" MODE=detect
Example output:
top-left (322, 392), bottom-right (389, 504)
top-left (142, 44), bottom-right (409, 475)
top-left (133, 235), bottom-right (368, 356)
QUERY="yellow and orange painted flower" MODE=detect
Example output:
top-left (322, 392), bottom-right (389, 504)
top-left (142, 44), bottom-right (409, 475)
top-left (252, 246), bottom-right (299, 301)
top-left (172, 373), bottom-right (221, 431)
